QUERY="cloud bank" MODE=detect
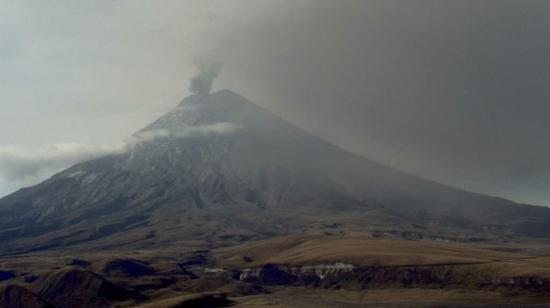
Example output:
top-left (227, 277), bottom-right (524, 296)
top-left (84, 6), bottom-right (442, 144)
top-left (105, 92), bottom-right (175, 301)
top-left (0, 122), bottom-right (241, 196)
top-left (0, 143), bottom-right (118, 196)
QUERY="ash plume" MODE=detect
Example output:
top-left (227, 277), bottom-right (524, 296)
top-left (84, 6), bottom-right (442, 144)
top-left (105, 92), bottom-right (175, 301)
top-left (189, 60), bottom-right (222, 96)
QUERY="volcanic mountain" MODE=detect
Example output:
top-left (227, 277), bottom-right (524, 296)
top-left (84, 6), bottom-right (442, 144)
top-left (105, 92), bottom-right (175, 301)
top-left (1, 90), bottom-right (550, 254)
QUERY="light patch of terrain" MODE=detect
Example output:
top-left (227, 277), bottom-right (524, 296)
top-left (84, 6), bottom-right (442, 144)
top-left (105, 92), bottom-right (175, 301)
top-left (219, 235), bottom-right (530, 268)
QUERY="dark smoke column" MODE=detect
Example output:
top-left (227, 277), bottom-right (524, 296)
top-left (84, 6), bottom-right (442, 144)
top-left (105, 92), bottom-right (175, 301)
top-left (189, 61), bottom-right (222, 96)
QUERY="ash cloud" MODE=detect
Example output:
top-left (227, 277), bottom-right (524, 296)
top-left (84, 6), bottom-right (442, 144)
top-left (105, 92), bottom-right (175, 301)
top-left (214, 0), bottom-right (550, 206)
top-left (189, 60), bottom-right (222, 96)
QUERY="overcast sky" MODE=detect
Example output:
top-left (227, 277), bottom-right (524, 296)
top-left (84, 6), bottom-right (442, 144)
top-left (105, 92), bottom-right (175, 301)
top-left (1, 0), bottom-right (550, 206)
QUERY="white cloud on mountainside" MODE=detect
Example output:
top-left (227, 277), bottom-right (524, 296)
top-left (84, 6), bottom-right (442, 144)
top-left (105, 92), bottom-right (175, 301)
top-left (131, 122), bottom-right (242, 144)
top-left (0, 143), bottom-right (118, 196)
top-left (0, 122), bottom-right (241, 197)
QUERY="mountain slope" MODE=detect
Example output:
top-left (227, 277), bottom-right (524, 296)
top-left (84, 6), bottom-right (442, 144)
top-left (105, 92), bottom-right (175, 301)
top-left (1, 90), bottom-right (549, 254)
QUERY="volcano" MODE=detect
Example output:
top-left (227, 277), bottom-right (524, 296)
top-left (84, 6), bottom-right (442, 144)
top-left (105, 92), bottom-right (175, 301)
top-left (1, 90), bottom-right (550, 254)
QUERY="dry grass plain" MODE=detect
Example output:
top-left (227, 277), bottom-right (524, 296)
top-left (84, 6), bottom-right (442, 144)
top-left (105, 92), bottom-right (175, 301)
top-left (4, 235), bottom-right (550, 307)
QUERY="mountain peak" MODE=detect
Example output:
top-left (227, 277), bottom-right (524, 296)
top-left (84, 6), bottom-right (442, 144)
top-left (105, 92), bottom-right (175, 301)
top-left (144, 89), bottom-right (250, 133)
top-left (143, 89), bottom-right (286, 139)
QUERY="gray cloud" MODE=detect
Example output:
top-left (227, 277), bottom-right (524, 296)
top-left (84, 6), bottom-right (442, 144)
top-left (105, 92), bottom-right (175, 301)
top-left (212, 0), bottom-right (550, 206)
top-left (189, 59), bottom-right (222, 96)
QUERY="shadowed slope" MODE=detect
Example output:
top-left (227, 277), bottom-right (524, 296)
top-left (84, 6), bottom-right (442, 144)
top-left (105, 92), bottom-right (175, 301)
top-left (94, 258), bottom-right (156, 277)
top-left (0, 285), bottom-right (55, 308)
top-left (31, 268), bottom-right (145, 308)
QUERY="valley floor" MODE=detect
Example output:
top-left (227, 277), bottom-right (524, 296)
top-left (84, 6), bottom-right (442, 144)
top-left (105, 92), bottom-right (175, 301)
top-left (232, 287), bottom-right (550, 307)
top-left (3, 235), bottom-right (550, 307)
